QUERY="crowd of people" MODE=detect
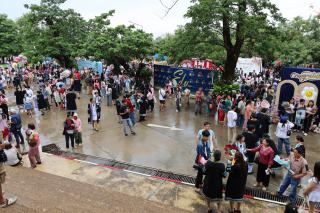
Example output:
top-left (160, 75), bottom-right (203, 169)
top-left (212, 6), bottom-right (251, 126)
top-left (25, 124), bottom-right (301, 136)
top-left (191, 69), bottom-right (320, 213)
top-left (0, 63), bottom-right (318, 212)
top-left (0, 63), bottom-right (159, 208)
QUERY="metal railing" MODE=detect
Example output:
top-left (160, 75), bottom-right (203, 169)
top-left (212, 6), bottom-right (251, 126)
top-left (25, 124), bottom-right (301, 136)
top-left (42, 143), bottom-right (320, 211)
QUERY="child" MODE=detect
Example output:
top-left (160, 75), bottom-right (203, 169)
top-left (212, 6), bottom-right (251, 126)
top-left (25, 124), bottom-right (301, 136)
top-left (293, 135), bottom-right (305, 158)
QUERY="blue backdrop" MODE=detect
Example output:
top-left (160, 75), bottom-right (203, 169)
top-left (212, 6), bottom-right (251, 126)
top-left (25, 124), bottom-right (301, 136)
top-left (77, 60), bottom-right (103, 74)
top-left (280, 67), bottom-right (320, 106)
top-left (154, 65), bottom-right (220, 94)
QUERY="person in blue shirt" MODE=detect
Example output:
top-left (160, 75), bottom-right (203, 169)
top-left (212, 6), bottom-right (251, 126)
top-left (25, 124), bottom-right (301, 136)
top-left (9, 109), bottom-right (25, 153)
top-left (195, 130), bottom-right (212, 190)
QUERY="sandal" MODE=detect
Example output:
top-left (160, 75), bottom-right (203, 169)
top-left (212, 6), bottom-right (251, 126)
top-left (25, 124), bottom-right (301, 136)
top-left (0, 196), bottom-right (17, 208)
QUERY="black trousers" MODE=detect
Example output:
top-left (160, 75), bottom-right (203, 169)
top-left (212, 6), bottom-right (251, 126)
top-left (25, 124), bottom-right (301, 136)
top-left (195, 166), bottom-right (204, 188)
top-left (148, 100), bottom-right (154, 111)
top-left (304, 115), bottom-right (313, 133)
top-left (0, 104), bottom-right (8, 119)
top-left (257, 162), bottom-right (270, 187)
top-left (65, 133), bottom-right (75, 149)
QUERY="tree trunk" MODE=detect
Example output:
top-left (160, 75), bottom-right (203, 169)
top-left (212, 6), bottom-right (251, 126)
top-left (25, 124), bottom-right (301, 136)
top-left (55, 55), bottom-right (73, 69)
top-left (222, 49), bottom-right (238, 83)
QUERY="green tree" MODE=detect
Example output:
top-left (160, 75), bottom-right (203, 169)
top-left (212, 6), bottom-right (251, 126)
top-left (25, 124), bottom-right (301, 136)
top-left (185, 0), bottom-right (283, 82)
top-left (274, 16), bottom-right (320, 66)
top-left (19, 0), bottom-right (87, 67)
top-left (0, 14), bottom-right (21, 62)
top-left (82, 12), bottom-right (153, 71)
top-left (155, 25), bottom-right (226, 65)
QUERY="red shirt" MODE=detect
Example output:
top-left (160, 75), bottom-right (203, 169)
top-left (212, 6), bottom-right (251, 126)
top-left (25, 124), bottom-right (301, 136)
top-left (126, 99), bottom-right (134, 112)
top-left (58, 87), bottom-right (65, 94)
top-left (252, 145), bottom-right (275, 166)
top-left (74, 72), bottom-right (81, 80)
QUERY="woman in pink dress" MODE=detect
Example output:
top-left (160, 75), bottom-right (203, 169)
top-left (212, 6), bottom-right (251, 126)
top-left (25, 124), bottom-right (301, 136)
top-left (26, 123), bottom-right (41, 168)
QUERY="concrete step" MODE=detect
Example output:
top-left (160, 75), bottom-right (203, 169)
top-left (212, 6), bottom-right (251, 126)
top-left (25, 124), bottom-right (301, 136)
top-left (2, 164), bottom-right (187, 213)
top-left (2, 153), bottom-right (284, 212)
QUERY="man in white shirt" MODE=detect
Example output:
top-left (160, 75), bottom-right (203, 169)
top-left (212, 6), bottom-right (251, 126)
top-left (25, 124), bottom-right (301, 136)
top-left (196, 122), bottom-right (218, 151)
top-left (227, 105), bottom-right (238, 143)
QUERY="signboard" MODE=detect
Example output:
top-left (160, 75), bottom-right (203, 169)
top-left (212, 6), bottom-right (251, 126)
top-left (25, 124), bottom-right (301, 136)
top-left (277, 67), bottom-right (320, 107)
top-left (236, 57), bottom-right (262, 74)
top-left (290, 71), bottom-right (320, 82)
top-left (77, 60), bottom-right (103, 74)
top-left (154, 65), bottom-right (220, 94)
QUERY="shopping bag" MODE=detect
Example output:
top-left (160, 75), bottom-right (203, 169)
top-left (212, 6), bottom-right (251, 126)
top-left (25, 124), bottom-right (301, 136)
top-left (198, 155), bottom-right (207, 165)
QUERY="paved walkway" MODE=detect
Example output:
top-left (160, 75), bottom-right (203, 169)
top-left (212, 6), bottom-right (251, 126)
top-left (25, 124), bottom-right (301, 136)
top-left (5, 87), bottom-right (319, 194)
top-left (1, 153), bottom-right (284, 213)
top-left (2, 165), bottom-right (187, 213)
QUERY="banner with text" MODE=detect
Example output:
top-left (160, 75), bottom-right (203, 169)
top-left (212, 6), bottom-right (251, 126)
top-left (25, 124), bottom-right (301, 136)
top-left (154, 65), bottom-right (220, 94)
top-left (280, 67), bottom-right (320, 106)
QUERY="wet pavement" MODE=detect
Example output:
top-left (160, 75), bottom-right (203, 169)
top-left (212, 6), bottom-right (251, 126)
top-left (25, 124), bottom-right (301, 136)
top-left (7, 87), bottom-right (320, 196)
top-left (4, 153), bottom-right (283, 212)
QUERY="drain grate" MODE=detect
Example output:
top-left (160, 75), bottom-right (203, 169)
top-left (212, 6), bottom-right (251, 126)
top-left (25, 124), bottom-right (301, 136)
top-left (42, 144), bottom-right (319, 210)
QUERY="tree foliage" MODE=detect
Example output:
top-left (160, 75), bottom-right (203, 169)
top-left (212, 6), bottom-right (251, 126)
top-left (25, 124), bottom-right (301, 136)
top-left (156, 1), bottom-right (320, 81)
top-left (81, 12), bottom-right (153, 70)
top-left (18, 0), bottom-right (86, 67)
top-left (16, 0), bottom-right (153, 69)
top-left (0, 14), bottom-right (21, 61)
top-left (1, 0), bottom-right (319, 73)
top-left (154, 25), bottom-right (226, 65)
top-left (184, 0), bottom-right (283, 82)
top-left (274, 16), bottom-right (320, 66)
